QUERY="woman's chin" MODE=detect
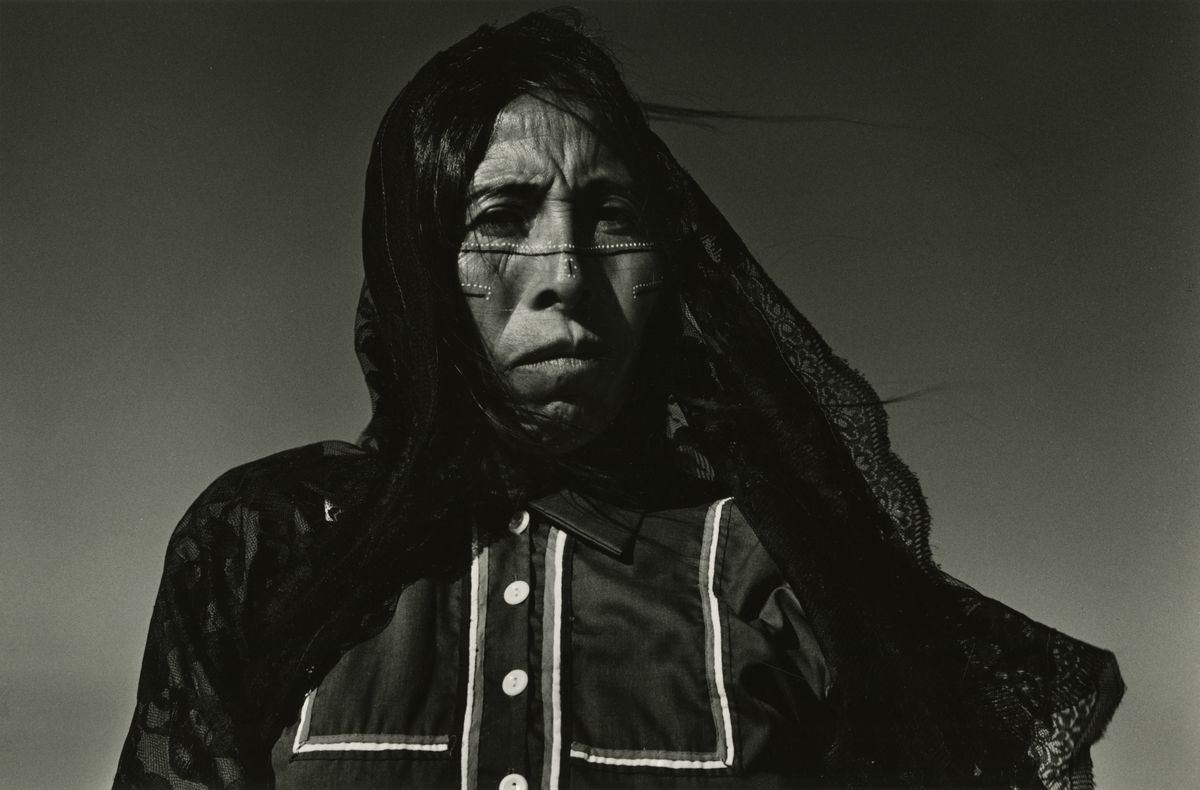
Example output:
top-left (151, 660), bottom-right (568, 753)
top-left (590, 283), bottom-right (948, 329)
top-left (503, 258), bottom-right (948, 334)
top-left (516, 401), bottom-right (607, 455)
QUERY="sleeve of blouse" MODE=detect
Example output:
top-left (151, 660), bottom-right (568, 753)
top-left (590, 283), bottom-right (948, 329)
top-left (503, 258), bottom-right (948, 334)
top-left (114, 474), bottom-right (265, 789)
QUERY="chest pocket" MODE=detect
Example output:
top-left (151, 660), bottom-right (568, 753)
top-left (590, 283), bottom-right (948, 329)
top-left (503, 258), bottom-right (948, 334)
top-left (565, 498), bottom-right (737, 772)
top-left (286, 576), bottom-right (465, 759)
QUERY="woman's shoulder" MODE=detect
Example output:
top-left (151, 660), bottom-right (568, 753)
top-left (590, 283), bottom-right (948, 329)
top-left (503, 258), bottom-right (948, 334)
top-left (164, 440), bottom-right (378, 566)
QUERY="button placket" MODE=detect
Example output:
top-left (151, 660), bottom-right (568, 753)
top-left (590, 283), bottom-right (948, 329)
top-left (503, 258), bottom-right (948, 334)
top-left (499, 513), bottom-right (530, 698)
top-left (475, 508), bottom-right (536, 789)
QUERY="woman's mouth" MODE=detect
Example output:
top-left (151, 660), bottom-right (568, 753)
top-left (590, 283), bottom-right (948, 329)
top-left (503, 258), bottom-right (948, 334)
top-left (514, 355), bottom-right (603, 372)
top-left (507, 348), bottom-right (611, 397)
top-left (509, 335), bottom-right (608, 371)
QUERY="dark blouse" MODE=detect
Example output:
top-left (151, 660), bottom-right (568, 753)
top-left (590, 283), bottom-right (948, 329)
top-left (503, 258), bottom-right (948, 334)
top-left (270, 491), bottom-right (831, 790)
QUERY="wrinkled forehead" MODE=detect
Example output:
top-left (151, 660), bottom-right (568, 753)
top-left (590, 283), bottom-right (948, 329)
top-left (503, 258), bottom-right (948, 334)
top-left (470, 95), bottom-right (634, 192)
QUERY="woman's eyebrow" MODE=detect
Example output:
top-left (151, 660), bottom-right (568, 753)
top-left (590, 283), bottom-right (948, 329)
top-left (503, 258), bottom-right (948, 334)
top-left (467, 180), bottom-right (544, 204)
top-left (576, 176), bottom-right (637, 200)
top-left (467, 172), bottom-right (637, 204)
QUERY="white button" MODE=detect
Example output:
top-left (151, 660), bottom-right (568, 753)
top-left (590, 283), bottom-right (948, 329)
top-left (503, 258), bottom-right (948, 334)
top-left (508, 510), bottom-right (530, 534)
top-left (499, 774), bottom-right (528, 790)
top-left (503, 580), bottom-right (530, 605)
top-left (502, 669), bottom-right (528, 696)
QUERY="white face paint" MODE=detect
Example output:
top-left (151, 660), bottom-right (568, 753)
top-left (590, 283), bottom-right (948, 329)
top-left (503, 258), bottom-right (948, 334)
top-left (460, 95), bottom-right (664, 453)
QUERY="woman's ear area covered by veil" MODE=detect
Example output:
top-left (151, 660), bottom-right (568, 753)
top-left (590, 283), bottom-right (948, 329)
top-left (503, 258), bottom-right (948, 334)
top-left (629, 106), bottom-right (1123, 790)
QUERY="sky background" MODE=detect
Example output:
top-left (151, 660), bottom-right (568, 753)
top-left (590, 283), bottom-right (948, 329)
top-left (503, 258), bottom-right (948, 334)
top-left (2, 2), bottom-right (1197, 787)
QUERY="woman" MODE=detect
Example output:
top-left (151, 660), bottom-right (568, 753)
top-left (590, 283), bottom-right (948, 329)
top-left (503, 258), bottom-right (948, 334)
top-left (115, 11), bottom-right (1121, 789)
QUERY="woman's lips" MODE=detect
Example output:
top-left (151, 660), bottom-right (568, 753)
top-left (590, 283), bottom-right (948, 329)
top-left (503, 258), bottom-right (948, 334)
top-left (512, 355), bottom-right (602, 372)
top-left (507, 354), bottom-right (608, 396)
top-left (508, 335), bottom-right (607, 370)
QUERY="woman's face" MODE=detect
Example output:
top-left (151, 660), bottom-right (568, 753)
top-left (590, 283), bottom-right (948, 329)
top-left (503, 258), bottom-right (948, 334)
top-left (459, 95), bottom-right (664, 453)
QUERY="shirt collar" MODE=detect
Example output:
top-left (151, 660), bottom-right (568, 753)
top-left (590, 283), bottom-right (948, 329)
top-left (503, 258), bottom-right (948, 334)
top-left (528, 489), bottom-right (644, 561)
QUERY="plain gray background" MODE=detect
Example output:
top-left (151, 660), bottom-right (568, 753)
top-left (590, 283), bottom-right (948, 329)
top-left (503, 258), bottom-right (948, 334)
top-left (2, 2), bottom-right (1197, 787)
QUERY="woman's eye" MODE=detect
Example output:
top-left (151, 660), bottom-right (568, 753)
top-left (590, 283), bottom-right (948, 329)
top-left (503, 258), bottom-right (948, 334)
top-left (595, 200), bottom-right (642, 231)
top-left (470, 207), bottom-right (527, 237)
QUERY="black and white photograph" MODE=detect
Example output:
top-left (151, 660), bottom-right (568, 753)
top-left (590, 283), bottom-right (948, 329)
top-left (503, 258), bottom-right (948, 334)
top-left (2, 2), bottom-right (1196, 788)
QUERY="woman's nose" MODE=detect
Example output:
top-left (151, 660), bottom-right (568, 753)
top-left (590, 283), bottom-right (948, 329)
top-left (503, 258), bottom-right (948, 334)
top-left (527, 249), bottom-right (587, 311)
top-left (522, 203), bottom-right (589, 310)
